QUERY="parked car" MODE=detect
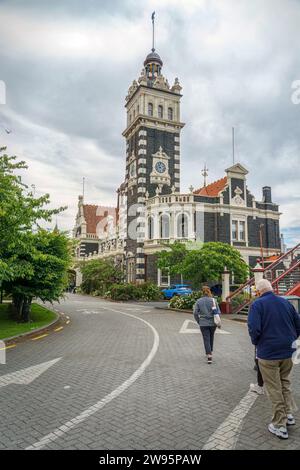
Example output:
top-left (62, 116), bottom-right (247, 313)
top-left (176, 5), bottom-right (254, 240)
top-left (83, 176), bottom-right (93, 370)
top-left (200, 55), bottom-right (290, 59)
top-left (161, 284), bottom-right (192, 300)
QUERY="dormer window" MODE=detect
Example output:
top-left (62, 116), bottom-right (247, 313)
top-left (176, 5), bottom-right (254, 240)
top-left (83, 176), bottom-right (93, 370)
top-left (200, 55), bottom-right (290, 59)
top-left (168, 107), bottom-right (173, 120)
top-left (148, 102), bottom-right (153, 117)
top-left (158, 105), bottom-right (163, 119)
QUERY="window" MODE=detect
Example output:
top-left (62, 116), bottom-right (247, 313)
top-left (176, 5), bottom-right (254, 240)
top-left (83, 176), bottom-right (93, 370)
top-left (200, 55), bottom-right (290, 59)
top-left (177, 213), bottom-right (188, 238)
top-left (232, 220), bottom-right (246, 242)
top-left (158, 105), bottom-right (163, 119)
top-left (232, 220), bottom-right (238, 241)
top-left (160, 268), bottom-right (170, 286)
top-left (168, 107), bottom-right (173, 120)
top-left (160, 214), bottom-right (170, 238)
top-left (239, 221), bottom-right (245, 241)
top-left (148, 216), bottom-right (154, 239)
top-left (148, 102), bottom-right (153, 117)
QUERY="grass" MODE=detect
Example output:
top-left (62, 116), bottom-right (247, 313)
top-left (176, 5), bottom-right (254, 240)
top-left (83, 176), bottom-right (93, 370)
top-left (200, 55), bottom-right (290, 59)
top-left (0, 303), bottom-right (57, 340)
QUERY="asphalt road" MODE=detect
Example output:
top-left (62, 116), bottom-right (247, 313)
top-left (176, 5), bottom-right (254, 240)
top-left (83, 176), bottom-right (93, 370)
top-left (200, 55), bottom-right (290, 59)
top-left (0, 293), bottom-right (299, 450)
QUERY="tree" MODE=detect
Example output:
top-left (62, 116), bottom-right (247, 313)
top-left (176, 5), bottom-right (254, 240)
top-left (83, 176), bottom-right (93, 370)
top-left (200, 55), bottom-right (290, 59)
top-left (80, 258), bottom-right (125, 295)
top-left (0, 147), bottom-right (69, 321)
top-left (157, 241), bottom-right (249, 288)
top-left (156, 241), bottom-right (187, 277)
top-left (4, 230), bottom-right (72, 322)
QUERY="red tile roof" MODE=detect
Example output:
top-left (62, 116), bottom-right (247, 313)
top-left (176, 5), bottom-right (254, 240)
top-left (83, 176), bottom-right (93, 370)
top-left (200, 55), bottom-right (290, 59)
top-left (83, 205), bottom-right (116, 234)
top-left (193, 176), bottom-right (227, 197)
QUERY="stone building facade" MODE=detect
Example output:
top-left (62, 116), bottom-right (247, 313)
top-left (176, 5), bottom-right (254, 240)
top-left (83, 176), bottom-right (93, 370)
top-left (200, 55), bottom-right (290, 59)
top-left (73, 44), bottom-right (281, 286)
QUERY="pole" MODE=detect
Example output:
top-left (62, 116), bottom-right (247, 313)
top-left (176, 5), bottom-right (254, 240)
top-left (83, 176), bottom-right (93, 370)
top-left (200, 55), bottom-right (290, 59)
top-left (152, 11), bottom-right (155, 51)
top-left (82, 177), bottom-right (85, 203)
top-left (259, 224), bottom-right (265, 269)
top-left (232, 127), bottom-right (235, 165)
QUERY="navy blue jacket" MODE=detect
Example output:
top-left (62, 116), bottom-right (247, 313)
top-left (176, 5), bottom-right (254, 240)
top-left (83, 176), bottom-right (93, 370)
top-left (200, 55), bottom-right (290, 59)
top-left (248, 291), bottom-right (300, 360)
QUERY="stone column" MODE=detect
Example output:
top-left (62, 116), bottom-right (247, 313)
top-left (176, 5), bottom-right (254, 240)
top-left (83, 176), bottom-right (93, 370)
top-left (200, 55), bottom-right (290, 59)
top-left (222, 267), bottom-right (230, 302)
top-left (252, 260), bottom-right (264, 286)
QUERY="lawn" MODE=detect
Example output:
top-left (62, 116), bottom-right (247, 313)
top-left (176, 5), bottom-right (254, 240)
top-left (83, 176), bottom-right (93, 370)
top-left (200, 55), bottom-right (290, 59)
top-left (0, 303), bottom-right (57, 340)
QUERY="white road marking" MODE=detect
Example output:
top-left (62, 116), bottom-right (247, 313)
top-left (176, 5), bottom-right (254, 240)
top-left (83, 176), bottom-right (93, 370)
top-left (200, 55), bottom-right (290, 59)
top-left (202, 390), bottom-right (258, 450)
top-left (76, 309), bottom-right (101, 315)
top-left (0, 358), bottom-right (61, 389)
top-left (179, 319), bottom-right (231, 335)
top-left (26, 308), bottom-right (160, 450)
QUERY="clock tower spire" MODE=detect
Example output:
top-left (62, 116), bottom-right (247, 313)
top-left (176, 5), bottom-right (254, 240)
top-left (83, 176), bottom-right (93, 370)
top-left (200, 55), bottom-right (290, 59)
top-left (123, 13), bottom-right (185, 283)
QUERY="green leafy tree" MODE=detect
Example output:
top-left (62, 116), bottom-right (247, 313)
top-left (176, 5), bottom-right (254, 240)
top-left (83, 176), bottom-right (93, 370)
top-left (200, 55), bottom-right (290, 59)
top-left (4, 230), bottom-right (72, 322)
top-left (80, 258), bottom-right (124, 295)
top-left (157, 241), bottom-right (249, 287)
top-left (156, 241), bottom-right (187, 276)
top-left (0, 147), bottom-right (69, 321)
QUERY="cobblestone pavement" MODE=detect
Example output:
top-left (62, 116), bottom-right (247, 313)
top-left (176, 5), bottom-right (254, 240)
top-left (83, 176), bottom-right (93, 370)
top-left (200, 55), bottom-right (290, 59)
top-left (0, 293), bottom-right (299, 450)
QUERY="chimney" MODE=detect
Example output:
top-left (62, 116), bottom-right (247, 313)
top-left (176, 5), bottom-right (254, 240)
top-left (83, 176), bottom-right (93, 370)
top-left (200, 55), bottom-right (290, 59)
top-left (262, 186), bottom-right (272, 203)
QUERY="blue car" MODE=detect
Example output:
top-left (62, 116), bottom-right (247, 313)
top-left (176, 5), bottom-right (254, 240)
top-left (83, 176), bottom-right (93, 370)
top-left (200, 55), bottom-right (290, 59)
top-left (162, 284), bottom-right (192, 300)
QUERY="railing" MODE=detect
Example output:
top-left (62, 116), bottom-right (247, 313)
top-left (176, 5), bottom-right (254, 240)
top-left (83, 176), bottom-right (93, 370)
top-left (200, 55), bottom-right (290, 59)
top-left (226, 242), bottom-right (300, 314)
top-left (272, 260), bottom-right (300, 294)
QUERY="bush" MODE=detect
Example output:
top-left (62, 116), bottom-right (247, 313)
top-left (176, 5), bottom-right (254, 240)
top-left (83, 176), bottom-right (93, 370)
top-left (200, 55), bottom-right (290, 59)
top-left (169, 292), bottom-right (222, 310)
top-left (104, 282), bottom-right (163, 302)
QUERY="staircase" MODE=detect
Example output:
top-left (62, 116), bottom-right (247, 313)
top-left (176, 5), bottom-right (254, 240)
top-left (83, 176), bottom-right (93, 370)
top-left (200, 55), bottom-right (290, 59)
top-left (226, 243), bottom-right (300, 315)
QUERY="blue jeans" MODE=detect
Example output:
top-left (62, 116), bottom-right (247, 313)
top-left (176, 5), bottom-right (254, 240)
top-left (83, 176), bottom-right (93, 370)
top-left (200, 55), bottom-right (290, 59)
top-left (200, 326), bottom-right (217, 355)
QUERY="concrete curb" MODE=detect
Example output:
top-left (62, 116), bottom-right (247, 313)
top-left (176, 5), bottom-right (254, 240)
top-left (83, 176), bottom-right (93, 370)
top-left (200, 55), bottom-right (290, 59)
top-left (154, 306), bottom-right (248, 323)
top-left (2, 306), bottom-right (61, 344)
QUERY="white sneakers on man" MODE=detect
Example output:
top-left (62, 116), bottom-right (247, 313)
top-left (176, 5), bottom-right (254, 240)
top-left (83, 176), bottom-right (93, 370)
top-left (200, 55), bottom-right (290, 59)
top-left (287, 414), bottom-right (296, 426)
top-left (250, 383), bottom-right (264, 395)
top-left (268, 423), bottom-right (289, 439)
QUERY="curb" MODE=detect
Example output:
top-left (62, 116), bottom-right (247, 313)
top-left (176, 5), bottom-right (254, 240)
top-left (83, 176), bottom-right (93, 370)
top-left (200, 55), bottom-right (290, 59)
top-left (2, 307), bottom-right (61, 345)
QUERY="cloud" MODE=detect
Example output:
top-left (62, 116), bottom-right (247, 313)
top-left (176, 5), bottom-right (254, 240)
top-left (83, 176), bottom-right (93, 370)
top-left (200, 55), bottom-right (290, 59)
top-left (0, 0), bottom-right (299, 244)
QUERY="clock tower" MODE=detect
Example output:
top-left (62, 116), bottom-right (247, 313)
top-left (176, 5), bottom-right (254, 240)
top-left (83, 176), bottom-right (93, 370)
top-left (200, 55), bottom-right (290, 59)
top-left (122, 16), bottom-right (185, 282)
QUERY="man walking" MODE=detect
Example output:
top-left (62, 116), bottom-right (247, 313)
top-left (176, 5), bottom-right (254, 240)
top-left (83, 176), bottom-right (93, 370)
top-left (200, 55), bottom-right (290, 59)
top-left (248, 279), bottom-right (300, 439)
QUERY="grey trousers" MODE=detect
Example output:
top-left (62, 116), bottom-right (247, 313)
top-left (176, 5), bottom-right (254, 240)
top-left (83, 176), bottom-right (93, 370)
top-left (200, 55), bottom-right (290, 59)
top-left (199, 326), bottom-right (217, 355)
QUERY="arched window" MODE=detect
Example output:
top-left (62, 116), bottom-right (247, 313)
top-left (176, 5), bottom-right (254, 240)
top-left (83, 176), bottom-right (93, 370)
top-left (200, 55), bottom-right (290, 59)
top-left (148, 216), bottom-right (154, 239)
top-left (177, 213), bottom-right (188, 238)
top-left (148, 102), bottom-right (153, 117)
top-left (168, 107), bottom-right (173, 121)
top-left (160, 214), bottom-right (170, 238)
top-left (158, 105), bottom-right (163, 119)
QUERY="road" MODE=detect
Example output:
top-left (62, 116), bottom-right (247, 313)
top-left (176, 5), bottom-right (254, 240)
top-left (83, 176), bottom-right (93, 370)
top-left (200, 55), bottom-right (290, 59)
top-left (0, 293), bottom-right (299, 450)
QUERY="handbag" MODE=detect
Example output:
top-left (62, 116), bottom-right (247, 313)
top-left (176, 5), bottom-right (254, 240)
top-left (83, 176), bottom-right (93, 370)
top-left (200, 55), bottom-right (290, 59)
top-left (212, 298), bottom-right (221, 327)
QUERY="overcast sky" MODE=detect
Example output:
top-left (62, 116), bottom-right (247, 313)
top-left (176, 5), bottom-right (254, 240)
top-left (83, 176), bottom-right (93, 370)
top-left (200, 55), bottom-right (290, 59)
top-left (0, 0), bottom-right (299, 246)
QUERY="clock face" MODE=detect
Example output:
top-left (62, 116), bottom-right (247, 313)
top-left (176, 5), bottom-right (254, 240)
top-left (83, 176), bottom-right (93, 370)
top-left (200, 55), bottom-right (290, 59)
top-left (155, 161), bottom-right (166, 173)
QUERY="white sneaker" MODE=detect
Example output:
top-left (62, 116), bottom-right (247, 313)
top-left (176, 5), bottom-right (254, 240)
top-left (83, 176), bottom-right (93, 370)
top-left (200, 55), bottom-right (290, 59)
top-left (268, 423), bottom-right (289, 439)
top-left (287, 414), bottom-right (296, 426)
top-left (250, 383), bottom-right (264, 395)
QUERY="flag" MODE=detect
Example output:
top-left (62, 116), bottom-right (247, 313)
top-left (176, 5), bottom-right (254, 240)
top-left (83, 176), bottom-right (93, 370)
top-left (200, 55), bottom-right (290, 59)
top-left (151, 11), bottom-right (155, 22)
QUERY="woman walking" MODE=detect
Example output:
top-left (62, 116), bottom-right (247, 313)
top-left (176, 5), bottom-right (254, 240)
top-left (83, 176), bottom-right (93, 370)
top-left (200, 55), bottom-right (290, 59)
top-left (193, 286), bottom-right (221, 364)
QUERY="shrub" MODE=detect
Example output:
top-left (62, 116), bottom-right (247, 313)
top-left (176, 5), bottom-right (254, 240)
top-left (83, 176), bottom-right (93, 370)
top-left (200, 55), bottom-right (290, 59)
top-left (169, 292), bottom-right (222, 310)
top-left (104, 282), bottom-right (163, 302)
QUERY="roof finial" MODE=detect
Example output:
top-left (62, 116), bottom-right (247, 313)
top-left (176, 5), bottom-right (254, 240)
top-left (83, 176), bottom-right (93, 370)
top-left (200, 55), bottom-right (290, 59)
top-left (201, 163), bottom-right (209, 187)
top-left (151, 11), bottom-right (155, 51)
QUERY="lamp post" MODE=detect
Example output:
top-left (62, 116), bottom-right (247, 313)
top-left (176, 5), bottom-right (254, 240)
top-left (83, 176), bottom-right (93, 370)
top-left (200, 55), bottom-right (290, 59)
top-left (259, 223), bottom-right (265, 269)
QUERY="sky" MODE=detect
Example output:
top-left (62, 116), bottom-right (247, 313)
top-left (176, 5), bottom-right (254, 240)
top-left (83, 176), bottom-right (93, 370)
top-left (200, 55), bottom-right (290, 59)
top-left (0, 0), bottom-right (299, 246)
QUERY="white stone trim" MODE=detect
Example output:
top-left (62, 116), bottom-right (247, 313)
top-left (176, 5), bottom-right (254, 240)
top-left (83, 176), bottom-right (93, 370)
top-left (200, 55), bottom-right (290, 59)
top-left (174, 136), bottom-right (180, 142)
top-left (138, 197), bottom-right (145, 203)
top-left (136, 257), bottom-right (145, 264)
top-left (174, 145), bottom-right (180, 151)
top-left (138, 130), bottom-right (147, 137)
top-left (138, 158), bottom-right (146, 164)
top-left (174, 164), bottom-right (180, 169)
top-left (138, 187), bottom-right (146, 193)
top-left (137, 247), bottom-right (144, 254)
top-left (138, 148), bottom-right (146, 155)
top-left (138, 168), bottom-right (147, 174)
top-left (136, 268), bottom-right (145, 275)
top-left (138, 139), bottom-right (147, 146)
top-left (138, 177), bottom-right (146, 184)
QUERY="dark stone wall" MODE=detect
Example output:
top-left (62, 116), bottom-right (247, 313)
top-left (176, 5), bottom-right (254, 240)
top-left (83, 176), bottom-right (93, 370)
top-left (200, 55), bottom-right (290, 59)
top-left (247, 216), bottom-right (281, 249)
top-left (145, 254), bottom-right (158, 283)
top-left (145, 127), bottom-right (177, 197)
top-left (231, 177), bottom-right (245, 199)
top-left (80, 241), bottom-right (99, 256)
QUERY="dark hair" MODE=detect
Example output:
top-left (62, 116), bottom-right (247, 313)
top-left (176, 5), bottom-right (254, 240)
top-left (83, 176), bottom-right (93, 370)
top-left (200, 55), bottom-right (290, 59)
top-left (202, 286), bottom-right (212, 297)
